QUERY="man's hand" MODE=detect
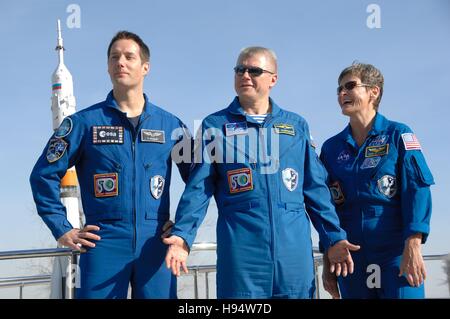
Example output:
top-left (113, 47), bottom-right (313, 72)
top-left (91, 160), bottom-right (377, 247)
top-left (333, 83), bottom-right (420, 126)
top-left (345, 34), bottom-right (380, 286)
top-left (57, 225), bottom-right (101, 251)
top-left (399, 234), bottom-right (426, 287)
top-left (327, 240), bottom-right (360, 276)
top-left (163, 235), bottom-right (189, 276)
top-left (322, 254), bottom-right (341, 299)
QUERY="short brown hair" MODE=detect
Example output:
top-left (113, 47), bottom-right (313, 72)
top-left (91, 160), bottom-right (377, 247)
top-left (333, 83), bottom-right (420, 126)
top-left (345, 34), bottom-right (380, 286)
top-left (338, 62), bottom-right (384, 109)
top-left (107, 31), bottom-right (150, 63)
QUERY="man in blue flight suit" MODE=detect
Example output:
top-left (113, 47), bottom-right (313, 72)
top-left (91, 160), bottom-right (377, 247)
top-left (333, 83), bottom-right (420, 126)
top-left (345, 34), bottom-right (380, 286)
top-left (320, 62), bottom-right (434, 298)
top-left (163, 47), bottom-right (360, 298)
top-left (30, 31), bottom-right (191, 298)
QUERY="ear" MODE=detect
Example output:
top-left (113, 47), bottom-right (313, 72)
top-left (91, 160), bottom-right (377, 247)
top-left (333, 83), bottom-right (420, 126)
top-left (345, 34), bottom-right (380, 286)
top-left (142, 61), bottom-right (150, 76)
top-left (269, 73), bottom-right (278, 89)
top-left (370, 85), bottom-right (380, 101)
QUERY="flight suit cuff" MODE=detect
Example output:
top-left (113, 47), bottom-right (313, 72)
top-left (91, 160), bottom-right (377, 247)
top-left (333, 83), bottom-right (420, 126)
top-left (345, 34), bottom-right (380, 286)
top-left (49, 219), bottom-right (74, 241)
top-left (171, 230), bottom-right (194, 250)
top-left (319, 231), bottom-right (347, 253)
top-left (404, 223), bottom-right (430, 244)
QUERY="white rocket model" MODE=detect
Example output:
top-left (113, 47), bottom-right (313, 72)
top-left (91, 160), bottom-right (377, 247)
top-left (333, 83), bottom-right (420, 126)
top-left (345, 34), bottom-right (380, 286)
top-left (50, 19), bottom-right (81, 299)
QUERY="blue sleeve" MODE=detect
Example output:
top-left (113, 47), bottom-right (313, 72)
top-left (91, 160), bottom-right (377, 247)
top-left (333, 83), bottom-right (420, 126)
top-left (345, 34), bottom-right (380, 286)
top-left (302, 123), bottom-right (347, 252)
top-left (398, 131), bottom-right (434, 243)
top-left (172, 119), bottom-right (194, 184)
top-left (29, 116), bottom-right (85, 240)
top-left (171, 120), bottom-right (217, 249)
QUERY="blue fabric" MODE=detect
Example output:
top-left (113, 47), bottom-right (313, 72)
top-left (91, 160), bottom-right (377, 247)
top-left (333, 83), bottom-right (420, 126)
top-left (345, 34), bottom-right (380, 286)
top-left (172, 97), bottom-right (346, 298)
top-left (320, 112), bottom-right (434, 299)
top-left (30, 91), bottom-right (192, 298)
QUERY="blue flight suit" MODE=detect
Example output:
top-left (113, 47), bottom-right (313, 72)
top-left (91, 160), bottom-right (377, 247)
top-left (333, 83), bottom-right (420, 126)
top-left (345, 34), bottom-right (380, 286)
top-left (320, 113), bottom-right (434, 299)
top-left (30, 91), bottom-right (191, 298)
top-left (171, 97), bottom-right (347, 298)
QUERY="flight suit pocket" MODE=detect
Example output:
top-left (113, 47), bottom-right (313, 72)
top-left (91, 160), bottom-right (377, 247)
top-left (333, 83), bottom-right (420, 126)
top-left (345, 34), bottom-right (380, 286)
top-left (411, 154), bottom-right (434, 186)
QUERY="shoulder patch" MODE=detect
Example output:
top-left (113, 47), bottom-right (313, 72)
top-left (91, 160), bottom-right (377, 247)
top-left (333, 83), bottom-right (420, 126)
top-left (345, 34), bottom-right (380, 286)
top-left (401, 133), bottom-right (422, 151)
top-left (46, 138), bottom-right (68, 163)
top-left (54, 117), bottom-right (73, 138)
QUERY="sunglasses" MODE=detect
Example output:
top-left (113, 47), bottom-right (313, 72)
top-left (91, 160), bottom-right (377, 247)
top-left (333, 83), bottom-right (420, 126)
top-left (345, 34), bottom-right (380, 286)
top-left (234, 65), bottom-right (275, 77)
top-left (337, 81), bottom-right (372, 95)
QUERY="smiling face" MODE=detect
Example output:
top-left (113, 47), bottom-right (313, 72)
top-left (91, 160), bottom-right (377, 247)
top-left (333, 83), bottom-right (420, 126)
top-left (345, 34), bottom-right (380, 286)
top-left (234, 53), bottom-right (278, 104)
top-left (337, 74), bottom-right (379, 117)
top-left (107, 39), bottom-right (149, 90)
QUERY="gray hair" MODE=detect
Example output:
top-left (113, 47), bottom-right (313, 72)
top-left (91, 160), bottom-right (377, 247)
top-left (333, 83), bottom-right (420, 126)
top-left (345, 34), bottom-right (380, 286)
top-left (338, 62), bottom-right (384, 109)
top-left (237, 46), bottom-right (278, 73)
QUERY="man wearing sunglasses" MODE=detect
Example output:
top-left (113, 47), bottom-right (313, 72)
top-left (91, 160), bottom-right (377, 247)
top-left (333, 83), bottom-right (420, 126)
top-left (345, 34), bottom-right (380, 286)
top-left (164, 47), bottom-right (359, 298)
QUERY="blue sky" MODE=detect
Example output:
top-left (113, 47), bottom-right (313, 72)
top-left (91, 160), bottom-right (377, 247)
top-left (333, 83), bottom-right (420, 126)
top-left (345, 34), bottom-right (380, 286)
top-left (0, 0), bottom-right (449, 297)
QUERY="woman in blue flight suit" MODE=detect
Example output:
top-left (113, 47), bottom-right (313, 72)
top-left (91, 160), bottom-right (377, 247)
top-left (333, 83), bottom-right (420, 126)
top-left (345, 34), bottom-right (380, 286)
top-left (320, 62), bottom-right (434, 299)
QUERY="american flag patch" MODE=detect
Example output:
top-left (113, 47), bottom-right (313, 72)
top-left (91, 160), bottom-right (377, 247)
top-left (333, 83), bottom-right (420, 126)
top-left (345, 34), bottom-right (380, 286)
top-left (401, 133), bottom-right (422, 151)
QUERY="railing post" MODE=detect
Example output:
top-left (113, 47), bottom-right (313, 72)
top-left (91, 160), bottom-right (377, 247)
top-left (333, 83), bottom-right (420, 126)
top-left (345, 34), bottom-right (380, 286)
top-left (66, 251), bottom-right (78, 299)
top-left (314, 260), bottom-right (320, 299)
top-left (205, 272), bottom-right (209, 299)
top-left (194, 268), bottom-right (199, 299)
top-left (19, 284), bottom-right (23, 299)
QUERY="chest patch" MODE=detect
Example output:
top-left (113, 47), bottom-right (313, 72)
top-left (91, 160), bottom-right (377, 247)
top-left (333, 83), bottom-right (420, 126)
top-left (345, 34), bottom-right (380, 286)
top-left (150, 175), bottom-right (165, 199)
top-left (360, 156), bottom-right (381, 169)
top-left (282, 168), bottom-right (299, 191)
top-left (365, 144), bottom-right (389, 158)
top-left (377, 175), bottom-right (397, 198)
top-left (94, 173), bottom-right (118, 197)
top-left (225, 122), bottom-right (248, 136)
top-left (93, 126), bottom-right (124, 144)
top-left (273, 123), bottom-right (295, 136)
top-left (227, 168), bottom-right (253, 194)
top-left (336, 150), bottom-right (352, 164)
top-left (141, 129), bottom-right (165, 143)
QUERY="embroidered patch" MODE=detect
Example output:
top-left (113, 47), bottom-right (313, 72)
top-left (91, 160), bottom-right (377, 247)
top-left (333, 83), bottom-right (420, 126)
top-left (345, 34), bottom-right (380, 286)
top-left (150, 175), bottom-right (165, 199)
top-left (282, 168), bottom-right (299, 191)
top-left (54, 117), bottom-right (73, 138)
top-left (141, 129), bottom-right (165, 143)
top-left (365, 144), bottom-right (389, 158)
top-left (369, 135), bottom-right (389, 146)
top-left (377, 175), bottom-right (397, 198)
top-left (227, 168), bottom-right (253, 194)
top-left (273, 123), bottom-right (295, 136)
top-left (401, 133), bottom-right (422, 151)
top-left (93, 126), bottom-right (124, 144)
top-left (329, 181), bottom-right (345, 205)
top-left (46, 138), bottom-right (68, 163)
top-left (94, 173), bottom-right (118, 197)
top-left (337, 150), bottom-right (351, 164)
top-left (225, 122), bottom-right (248, 136)
top-left (360, 156), bottom-right (381, 169)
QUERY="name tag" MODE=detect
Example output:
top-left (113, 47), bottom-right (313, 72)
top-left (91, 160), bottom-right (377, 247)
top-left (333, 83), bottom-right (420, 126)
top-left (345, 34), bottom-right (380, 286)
top-left (225, 122), bottom-right (248, 136)
top-left (93, 126), bottom-right (124, 144)
top-left (365, 144), bottom-right (389, 158)
top-left (141, 129), bottom-right (165, 143)
top-left (274, 123), bottom-right (295, 136)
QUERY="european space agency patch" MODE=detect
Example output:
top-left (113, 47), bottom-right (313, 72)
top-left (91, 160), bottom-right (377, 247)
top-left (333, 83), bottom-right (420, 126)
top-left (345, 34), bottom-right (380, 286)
top-left (54, 117), bottom-right (73, 138)
top-left (46, 138), bottom-right (68, 163)
top-left (282, 168), bottom-right (299, 191)
top-left (92, 126), bottom-right (124, 144)
top-left (94, 173), bottom-right (118, 197)
top-left (150, 175), bottom-right (165, 199)
top-left (227, 168), bottom-right (253, 194)
top-left (141, 129), bottom-right (165, 143)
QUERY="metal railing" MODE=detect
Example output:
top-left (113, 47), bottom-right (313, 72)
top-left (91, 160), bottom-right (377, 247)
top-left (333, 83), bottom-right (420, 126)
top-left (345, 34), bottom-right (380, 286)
top-left (0, 248), bottom-right (80, 299)
top-left (1, 244), bottom-right (449, 299)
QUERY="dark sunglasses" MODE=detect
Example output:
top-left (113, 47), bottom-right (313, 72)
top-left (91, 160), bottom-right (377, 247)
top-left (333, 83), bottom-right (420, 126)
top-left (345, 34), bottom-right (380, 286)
top-left (234, 65), bottom-right (275, 77)
top-left (337, 80), bottom-right (371, 95)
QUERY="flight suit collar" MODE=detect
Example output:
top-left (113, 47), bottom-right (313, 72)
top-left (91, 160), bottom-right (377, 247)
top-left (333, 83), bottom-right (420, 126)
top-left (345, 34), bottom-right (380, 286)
top-left (104, 90), bottom-right (154, 118)
top-left (227, 96), bottom-right (281, 124)
top-left (341, 112), bottom-right (388, 148)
